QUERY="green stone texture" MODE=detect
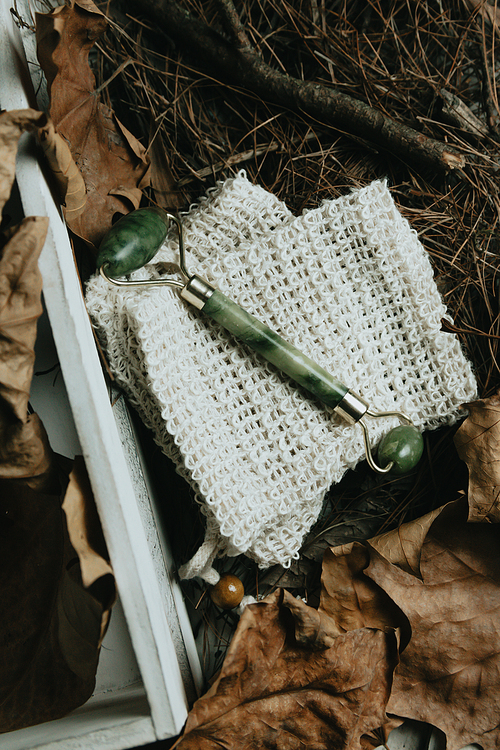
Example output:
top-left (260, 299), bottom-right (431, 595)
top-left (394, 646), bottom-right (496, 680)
top-left (377, 424), bottom-right (424, 475)
top-left (97, 206), bottom-right (170, 277)
top-left (203, 290), bottom-right (349, 408)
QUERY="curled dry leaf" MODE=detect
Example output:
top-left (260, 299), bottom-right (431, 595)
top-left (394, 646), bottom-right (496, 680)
top-left (0, 109), bottom-right (49, 478)
top-left (36, 0), bottom-right (150, 249)
top-left (0, 219), bottom-right (47, 477)
top-left (0, 229), bottom-right (115, 729)
top-left (174, 589), bottom-right (399, 750)
top-left (0, 454), bottom-right (116, 732)
top-left (58, 457), bottom-right (116, 684)
top-left (454, 391), bottom-right (500, 522)
top-left (0, 110), bottom-right (115, 730)
top-left (37, 119), bottom-right (87, 223)
top-left (368, 504), bottom-right (445, 578)
top-left (62, 456), bottom-right (116, 646)
top-left (0, 108), bottom-right (46, 212)
top-left (0, 108), bottom-right (87, 229)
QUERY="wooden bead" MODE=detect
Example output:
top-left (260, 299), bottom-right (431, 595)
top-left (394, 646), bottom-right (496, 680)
top-left (210, 574), bottom-right (244, 609)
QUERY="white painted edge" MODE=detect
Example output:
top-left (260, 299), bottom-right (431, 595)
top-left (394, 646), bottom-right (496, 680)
top-left (1, 686), bottom-right (156, 750)
top-left (112, 396), bottom-right (204, 699)
top-left (0, 0), bottom-right (190, 739)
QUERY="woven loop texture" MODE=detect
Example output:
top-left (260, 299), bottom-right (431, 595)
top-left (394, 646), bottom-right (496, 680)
top-left (86, 171), bottom-right (477, 582)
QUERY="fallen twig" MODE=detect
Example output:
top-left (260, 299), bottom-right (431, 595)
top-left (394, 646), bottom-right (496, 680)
top-left (132, 0), bottom-right (467, 173)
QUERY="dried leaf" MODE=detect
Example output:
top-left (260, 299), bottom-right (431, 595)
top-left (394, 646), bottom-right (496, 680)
top-left (0, 114), bottom-right (49, 474)
top-left (316, 493), bottom-right (500, 750)
top-left (62, 456), bottom-right (116, 645)
top-left (0, 455), bottom-right (115, 732)
top-left (0, 217), bottom-right (45, 424)
top-left (0, 109), bottom-right (46, 214)
top-left (319, 543), bottom-right (410, 648)
top-left (37, 118), bottom-right (87, 223)
top-left (364, 498), bottom-right (500, 750)
top-left (368, 505), bottom-right (444, 578)
top-left (174, 590), bottom-right (399, 750)
top-left (454, 392), bottom-right (500, 522)
top-left (0, 107), bottom-right (86, 228)
top-left (0, 471), bottom-right (80, 732)
top-left (465, 0), bottom-right (500, 27)
top-left (175, 497), bottom-right (500, 748)
top-left (0, 118), bottom-right (115, 729)
top-left (36, 0), bottom-right (150, 248)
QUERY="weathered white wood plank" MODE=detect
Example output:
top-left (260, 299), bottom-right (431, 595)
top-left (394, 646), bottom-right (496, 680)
top-left (1, 686), bottom-right (156, 750)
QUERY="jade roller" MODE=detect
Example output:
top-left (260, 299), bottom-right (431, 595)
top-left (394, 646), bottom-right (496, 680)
top-left (97, 207), bottom-right (424, 475)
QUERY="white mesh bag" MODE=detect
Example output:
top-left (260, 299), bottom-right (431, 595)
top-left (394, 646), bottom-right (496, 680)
top-left (85, 170), bottom-right (477, 584)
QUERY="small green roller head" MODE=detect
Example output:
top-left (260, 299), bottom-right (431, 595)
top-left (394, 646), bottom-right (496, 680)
top-left (377, 424), bottom-right (424, 475)
top-left (97, 207), bottom-right (171, 277)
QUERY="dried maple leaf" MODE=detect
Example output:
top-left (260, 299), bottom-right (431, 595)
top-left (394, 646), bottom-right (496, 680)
top-left (35, 0), bottom-right (150, 249)
top-left (321, 498), bottom-right (500, 750)
top-left (173, 589), bottom-right (399, 750)
top-left (319, 543), bottom-right (410, 648)
top-left (368, 505), bottom-right (445, 578)
top-left (454, 392), bottom-right (500, 522)
top-left (365, 498), bottom-right (500, 750)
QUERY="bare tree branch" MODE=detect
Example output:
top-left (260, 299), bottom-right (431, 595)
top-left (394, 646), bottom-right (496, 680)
top-left (134, 0), bottom-right (466, 173)
top-left (213, 0), bottom-right (253, 50)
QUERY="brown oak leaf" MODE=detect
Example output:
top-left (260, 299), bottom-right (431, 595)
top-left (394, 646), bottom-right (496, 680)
top-left (173, 589), bottom-right (399, 750)
top-left (36, 0), bottom-right (150, 249)
top-left (454, 391), bottom-right (500, 522)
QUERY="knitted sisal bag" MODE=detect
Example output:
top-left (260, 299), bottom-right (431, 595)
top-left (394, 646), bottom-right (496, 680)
top-left (86, 171), bottom-right (477, 584)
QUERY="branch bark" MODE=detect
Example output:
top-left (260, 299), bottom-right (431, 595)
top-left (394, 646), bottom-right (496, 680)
top-left (135, 0), bottom-right (466, 173)
top-left (212, 0), bottom-right (252, 49)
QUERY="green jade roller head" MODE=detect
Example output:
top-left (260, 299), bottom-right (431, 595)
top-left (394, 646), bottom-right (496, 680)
top-left (97, 208), bottom-right (424, 475)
